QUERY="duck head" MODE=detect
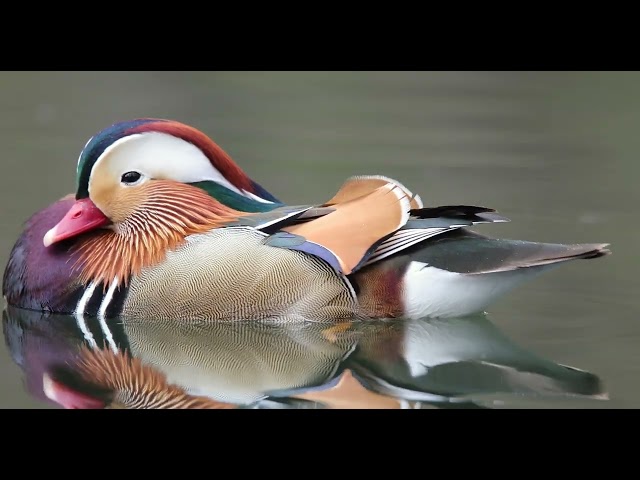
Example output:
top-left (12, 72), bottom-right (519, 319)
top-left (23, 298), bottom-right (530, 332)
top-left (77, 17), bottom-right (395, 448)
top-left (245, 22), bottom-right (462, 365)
top-left (43, 346), bottom-right (237, 409)
top-left (42, 119), bottom-right (280, 287)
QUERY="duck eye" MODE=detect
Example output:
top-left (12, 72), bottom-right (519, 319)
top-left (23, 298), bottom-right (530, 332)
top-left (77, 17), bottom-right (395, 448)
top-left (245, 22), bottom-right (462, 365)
top-left (121, 171), bottom-right (142, 185)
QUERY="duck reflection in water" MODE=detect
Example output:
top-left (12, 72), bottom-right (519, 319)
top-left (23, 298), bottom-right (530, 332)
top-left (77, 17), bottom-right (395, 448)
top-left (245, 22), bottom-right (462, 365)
top-left (2, 306), bottom-right (607, 409)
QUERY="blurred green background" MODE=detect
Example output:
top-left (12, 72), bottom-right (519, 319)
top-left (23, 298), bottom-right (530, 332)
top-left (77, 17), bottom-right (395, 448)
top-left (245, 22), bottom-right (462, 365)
top-left (0, 71), bottom-right (637, 407)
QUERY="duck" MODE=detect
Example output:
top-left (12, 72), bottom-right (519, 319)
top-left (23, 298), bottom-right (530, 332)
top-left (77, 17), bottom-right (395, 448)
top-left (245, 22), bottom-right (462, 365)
top-left (2, 118), bottom-right (611, 321)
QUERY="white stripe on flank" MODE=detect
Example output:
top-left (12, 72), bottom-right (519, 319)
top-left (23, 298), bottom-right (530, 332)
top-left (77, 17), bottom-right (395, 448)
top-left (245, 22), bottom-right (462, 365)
top-left (74, 282), bottom-right (99, 348)
top-left (75, 282), bottom-right (97, 315)
top-left (97, 277), bottom-right (119, 354)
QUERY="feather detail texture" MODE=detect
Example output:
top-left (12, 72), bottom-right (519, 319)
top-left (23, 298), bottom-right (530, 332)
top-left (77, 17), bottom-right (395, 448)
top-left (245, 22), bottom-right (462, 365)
top-left (72, 181), bottom-right (241, 289)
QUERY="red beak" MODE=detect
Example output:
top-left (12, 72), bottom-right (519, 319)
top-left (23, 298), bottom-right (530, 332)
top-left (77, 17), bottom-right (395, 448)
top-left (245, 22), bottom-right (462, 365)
top-left (43, 198), bottom-right (110, 247)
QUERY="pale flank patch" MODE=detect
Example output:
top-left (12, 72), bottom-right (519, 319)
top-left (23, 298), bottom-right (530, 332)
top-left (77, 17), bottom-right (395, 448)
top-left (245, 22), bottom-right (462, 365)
top-left (402, 261), bottom-right (553, 319)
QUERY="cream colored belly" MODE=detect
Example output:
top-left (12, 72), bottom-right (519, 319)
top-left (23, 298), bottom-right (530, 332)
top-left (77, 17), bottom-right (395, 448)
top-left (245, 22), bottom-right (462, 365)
top-left (121, 227), bottom-right (359, 321)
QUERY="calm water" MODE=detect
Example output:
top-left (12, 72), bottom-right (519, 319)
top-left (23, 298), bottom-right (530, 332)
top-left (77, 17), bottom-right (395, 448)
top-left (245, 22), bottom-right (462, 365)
top-left (0, 71), bottom-right (637, 408)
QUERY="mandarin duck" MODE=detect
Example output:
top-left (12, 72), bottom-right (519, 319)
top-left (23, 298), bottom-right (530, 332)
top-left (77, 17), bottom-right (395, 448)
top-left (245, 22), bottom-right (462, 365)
top-left (2, 119), bottom-right (611, 321)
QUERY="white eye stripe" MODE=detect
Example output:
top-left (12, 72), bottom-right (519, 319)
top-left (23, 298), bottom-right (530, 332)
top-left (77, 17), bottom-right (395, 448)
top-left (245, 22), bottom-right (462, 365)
top-left (90, 133), bottom-right (240, 195)
top-left (88, 131), bottom-right (274, 203)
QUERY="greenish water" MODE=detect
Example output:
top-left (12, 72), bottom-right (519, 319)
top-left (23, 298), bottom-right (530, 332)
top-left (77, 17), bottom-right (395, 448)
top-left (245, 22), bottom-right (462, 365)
top-left (0, 71), bottom-right (637, 408)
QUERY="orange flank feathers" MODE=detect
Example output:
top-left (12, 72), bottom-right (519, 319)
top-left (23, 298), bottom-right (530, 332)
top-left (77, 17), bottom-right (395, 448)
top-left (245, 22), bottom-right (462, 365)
top-left (284, 182), bottom-right (411, 274)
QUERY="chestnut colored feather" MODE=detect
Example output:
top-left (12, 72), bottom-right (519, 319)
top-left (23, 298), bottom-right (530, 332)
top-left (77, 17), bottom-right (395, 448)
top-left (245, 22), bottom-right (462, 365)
top-left (325, 175), bottom-right (423, 209)
top-left (283, 184), bottom-right (410, 274)
top-left (351, 257), bottom-right (408, 318)
top-left (72, 181), bottom-right (241, 288)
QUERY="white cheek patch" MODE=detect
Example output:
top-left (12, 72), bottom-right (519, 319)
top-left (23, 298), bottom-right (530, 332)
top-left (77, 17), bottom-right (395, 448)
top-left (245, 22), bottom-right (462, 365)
top-left (88, 132), bottom-right (245, 196)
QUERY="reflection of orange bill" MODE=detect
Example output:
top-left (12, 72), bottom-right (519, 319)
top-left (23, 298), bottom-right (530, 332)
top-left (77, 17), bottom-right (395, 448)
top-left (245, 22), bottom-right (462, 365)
top-left (43, 372), bottom-right (106, 409)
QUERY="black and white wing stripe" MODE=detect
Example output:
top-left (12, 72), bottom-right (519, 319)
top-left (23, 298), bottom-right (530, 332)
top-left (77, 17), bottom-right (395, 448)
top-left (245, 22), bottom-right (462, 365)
top-left (359, 206), bottom-right (510, 269)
